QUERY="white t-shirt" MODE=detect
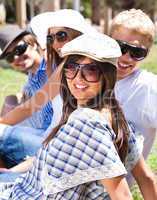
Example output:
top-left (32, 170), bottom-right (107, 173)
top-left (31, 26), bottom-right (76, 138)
top-left (115, 69), bottom-right (157, 159)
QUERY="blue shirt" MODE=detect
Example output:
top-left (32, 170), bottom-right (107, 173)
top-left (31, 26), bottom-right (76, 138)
top-left (0, 108), bottom-right (143, 199)
top-left (22, 58), bottom-right (53, 130)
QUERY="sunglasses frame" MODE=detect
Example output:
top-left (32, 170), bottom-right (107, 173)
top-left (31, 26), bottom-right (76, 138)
top-left (4, 41), bottom-right (28, 63)
top-left (117, 39), bottom-right (148, 61)
top-left (64, 62), bottom-right (101, 83)
top-left (47, 31), bottom-right (68, 44)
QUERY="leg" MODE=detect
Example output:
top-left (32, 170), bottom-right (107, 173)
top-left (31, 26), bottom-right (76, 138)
top-left (0, 95), bottom-right (18, 116)
top-left (0, 124), bottom-right (44, 168)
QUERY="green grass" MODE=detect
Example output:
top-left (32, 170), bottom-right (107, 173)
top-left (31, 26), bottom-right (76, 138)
top-left (140, 44), bottom-right (157, 74)
top-left (0, 67), bottom-right (26, 108)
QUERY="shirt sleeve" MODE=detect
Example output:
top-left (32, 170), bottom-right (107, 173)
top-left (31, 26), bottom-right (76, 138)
top-left (41, 108), bottom-right (127, 196)
top-left (125, 123), bottom-right (144, 171)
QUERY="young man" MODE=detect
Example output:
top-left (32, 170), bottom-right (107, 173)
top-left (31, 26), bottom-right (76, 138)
top-left (0, 24), bottom-right (55, 168)
top-left (110, 9), bottom-right (157, 186)
top-left (0, 25), bottom-right (43, 116)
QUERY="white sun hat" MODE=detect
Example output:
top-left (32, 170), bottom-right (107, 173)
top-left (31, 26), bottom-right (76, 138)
top-left (60, 32), bottom-right (122, 65)
top-left (30, 9), bottom-right (97, 49)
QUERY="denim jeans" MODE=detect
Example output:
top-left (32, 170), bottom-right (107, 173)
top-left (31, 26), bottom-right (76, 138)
top-left (0, 124), bottom-right (45, 168)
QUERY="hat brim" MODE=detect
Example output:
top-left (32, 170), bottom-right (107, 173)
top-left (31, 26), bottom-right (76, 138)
top-left (0, 31), bottom-right (29, 59)
top-left (60, 51), bottom-right (117, 66)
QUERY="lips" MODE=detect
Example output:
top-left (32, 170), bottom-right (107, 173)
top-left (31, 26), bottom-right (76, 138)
top-left (74, 84), bottom-right (88, 89)
top-left (118, 61), bottom-right (133, 70)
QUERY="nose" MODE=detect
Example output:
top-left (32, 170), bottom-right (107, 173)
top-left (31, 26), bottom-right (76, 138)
top-left (52, 39), bottom-right (65, 50)
top-left (74, 68), bottom-right (84, 81)
top-left (122, 52), bottom-right (134, 62)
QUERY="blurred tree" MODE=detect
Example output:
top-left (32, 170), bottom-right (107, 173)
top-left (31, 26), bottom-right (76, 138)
top-left (106, 0), bottom-right (157, 21)
top-left (81, 0), bottom-right (92, 18)
top-left (91, 0), bottom-right (100, 25)
top-left (60, 0), bottom-right (67, 9)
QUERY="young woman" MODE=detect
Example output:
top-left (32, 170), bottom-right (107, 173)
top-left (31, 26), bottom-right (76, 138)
top-left (0, 32), bottom-right (151, 200)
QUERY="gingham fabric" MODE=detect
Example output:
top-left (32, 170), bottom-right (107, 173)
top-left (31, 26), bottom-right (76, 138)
top-left (22, 58), bottom-right (53, 130)
top-left (0, 108), bottom-right (143, 200)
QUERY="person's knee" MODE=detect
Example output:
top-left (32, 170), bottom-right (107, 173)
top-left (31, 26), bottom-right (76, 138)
top-left (0, 95), bottom-right (19, 116)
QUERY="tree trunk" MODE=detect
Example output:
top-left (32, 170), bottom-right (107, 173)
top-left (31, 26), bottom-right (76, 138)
top-left (91, 0), bottom-right (100, 25)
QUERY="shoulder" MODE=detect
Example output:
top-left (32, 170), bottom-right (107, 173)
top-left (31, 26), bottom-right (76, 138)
top-left (69, 107), bottom-right (108, 122)
top-left (62, 107), bottom-right (116, 142)
top-left (69, 108), bottom-right (112, 131)
top-left (138, 70), bottom-right (157, 87)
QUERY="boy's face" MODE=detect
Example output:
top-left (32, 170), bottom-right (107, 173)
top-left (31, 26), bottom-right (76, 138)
top-left (5, 37), bottom-right (41, 73)
top-left (112, 27), bottom-right (149, 80)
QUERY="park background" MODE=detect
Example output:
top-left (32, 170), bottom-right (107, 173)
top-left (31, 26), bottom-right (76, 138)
top-left (0, 1), bottom-right (157, 199)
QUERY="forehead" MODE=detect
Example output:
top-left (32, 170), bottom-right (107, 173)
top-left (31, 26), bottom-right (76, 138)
top-left (111, 27), bottom-right (150, 48)
top-left (76, 57), bottom-right (94, 64)
top-left (49, 27), bottom-right (67, 33)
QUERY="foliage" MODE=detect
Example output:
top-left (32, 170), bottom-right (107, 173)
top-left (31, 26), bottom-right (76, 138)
top-left (140, 44), bottom-right (157, 74)
top-left (81, 0), bottom-right (92, 18)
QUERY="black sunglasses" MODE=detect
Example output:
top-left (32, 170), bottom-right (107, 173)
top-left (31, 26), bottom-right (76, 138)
top-left (116, 40), bottom-right (148, 61)
top-left (64, 62), bottom-right (101, 83)
top-left (47, 31), bottom-right (68, 44)
top-left (4, 41), bottom-right (28, 63)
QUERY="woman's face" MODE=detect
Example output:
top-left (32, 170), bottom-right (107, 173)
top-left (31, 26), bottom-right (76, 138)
top-left (65, 57), bottom-right (103, 106)
top-left (48, 27), bottom-right (72, 55)
top-left (6, 37), bottom-right (41, 73)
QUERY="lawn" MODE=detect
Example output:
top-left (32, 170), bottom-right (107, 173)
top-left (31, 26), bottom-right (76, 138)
top-left (0, 65), bottom-right (27, 108)
top-left (0, 43), bottom-right (156, 199)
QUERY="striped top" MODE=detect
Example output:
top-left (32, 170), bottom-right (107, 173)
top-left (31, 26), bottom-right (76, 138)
top-left (0, 108), bottom-right (143, 200)
top-left (22, 58), bottom-right (53, 130)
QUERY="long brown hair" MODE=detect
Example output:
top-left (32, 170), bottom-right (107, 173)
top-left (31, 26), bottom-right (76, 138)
top-left (46, 27), bottom-right (81, 73)
top-left (44, 55), bottom-right (130, 163)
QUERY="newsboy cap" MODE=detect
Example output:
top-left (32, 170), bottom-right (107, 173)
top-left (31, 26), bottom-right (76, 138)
top-left (60, 32), bottom-right (122, 65)
top-left (0, 25), bottom-right (29, 58)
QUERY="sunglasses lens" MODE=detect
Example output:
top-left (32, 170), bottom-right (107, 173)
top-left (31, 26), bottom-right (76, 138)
top-left (56, 31), bottom-right (68, 42)
top-left (15, 42), bottom-right (28, 56)
top-left (64, 63), bottom-right (78, 79)
top-left (130, 47), bottom-right (148, 61)
top-left (64, 63), bottom-right (100, 82)
top-left (117, 40), bottom-right (148, 61)
top-left (82, 64), bottom-right (100, 82)
top-left (4, 42), bottom-right (28, 63)
top-left (117, 40), bottom-right (128, 55)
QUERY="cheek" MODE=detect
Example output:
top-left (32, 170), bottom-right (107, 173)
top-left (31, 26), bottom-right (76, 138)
top-left (90, 83), bottom-right (102, 96)
top-left (66, 79), bottom-right (73, 93)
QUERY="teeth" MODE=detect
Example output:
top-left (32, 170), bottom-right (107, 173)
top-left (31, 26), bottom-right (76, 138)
top-left (118, 62), bottom-right (131, 68)
top-left (75, 84), bottom-right (87, 89)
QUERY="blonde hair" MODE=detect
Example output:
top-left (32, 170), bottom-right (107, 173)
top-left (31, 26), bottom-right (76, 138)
top-left (110, 9), bottom-right (156, 47)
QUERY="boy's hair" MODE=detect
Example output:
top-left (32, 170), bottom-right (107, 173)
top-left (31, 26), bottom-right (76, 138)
top-left (110, 9), bottom-right (156, 47)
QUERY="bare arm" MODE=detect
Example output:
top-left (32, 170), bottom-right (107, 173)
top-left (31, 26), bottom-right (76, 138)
top-left (132, 156), bottom-right (157, 200)
top-left (0, 60), bottom-right (64, 125)
top-left (0, 157), bottom-right (35, 173)
top-left (10, 157), bottom-right (35, 173)
top-left (101, 176), bottom-right (133, 200)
